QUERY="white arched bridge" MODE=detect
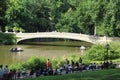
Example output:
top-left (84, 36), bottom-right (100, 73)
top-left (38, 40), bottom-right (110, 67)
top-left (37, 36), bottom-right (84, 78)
top-left (15, 32), bottom-right (120, 44)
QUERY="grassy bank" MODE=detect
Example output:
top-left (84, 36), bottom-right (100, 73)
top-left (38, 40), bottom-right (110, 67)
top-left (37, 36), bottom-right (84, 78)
top-left (19, 68), bottom-right (120, 80)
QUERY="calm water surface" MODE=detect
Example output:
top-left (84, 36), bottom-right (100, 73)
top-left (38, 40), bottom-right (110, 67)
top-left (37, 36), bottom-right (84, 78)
top-left (0, 41), bottom-right (89, 65)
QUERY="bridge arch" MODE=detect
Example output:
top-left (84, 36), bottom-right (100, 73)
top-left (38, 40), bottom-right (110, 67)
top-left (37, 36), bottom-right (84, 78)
top-left (17, 36), bottom-right (93, 44)
top-left (16, 32), bottom-right (95, 44)
top-left (15, 32), bottom-right (112, 44)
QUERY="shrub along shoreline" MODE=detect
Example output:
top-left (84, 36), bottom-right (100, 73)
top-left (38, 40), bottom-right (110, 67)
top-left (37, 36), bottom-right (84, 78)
top-left (0, 32), bottom-right (16, 45)
top-left (84, 42), bottom-right (120, 61)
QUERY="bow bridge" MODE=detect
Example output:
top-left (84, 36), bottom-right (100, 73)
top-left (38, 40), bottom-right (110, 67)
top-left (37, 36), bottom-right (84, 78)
top-left (15, 32), bottom-right (120, 44)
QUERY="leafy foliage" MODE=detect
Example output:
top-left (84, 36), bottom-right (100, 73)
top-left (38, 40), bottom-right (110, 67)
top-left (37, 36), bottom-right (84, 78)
top-left (0, 0), bottom-right (119, 36)
top-left (84, 43), bottom-right (120, 61)
top-left (22, 56), bottom-right (46, 70)
top-left (9, 56), bottom-right (47, 70)
top-left (0, 32), bottom-right (16, 44)
top-left (84, 44), bottom-right (105, 61)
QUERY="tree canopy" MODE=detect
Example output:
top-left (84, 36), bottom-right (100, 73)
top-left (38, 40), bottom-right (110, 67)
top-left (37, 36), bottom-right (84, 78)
top-left (0, 0), bottom-right (120, 36)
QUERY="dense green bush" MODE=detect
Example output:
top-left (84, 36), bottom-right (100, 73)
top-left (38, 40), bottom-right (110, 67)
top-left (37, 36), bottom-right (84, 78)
top-left (22, 57), bottom-right (46, 70)
top-left (9, 57), bottom-right (47, 70)
top-left (84, 43), bottom-right (120, 61)
top-left (51, 57), bottom-right (63, 68)
top-left (68, 54), bottom-right (81, 62)
top-left (109, 42), bottom-right (120, 59)
top-left (84, 44), bottom-right (105, 61)
top-left (0, 32), bottom-right (16, 45)
top-left (9, 63), bottom-right (23, 70)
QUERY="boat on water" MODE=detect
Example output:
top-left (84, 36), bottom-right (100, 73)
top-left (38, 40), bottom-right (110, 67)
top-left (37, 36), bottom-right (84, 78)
top-left (9, 47), bottom-right (23, 52)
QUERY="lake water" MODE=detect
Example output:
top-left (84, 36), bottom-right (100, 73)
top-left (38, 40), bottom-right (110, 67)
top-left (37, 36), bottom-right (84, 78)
top-left (0, 41), bottom-right (92, 65)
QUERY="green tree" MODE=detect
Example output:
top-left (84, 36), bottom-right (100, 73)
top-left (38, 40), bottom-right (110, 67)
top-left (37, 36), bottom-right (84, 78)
top-left (0, 0), bottom-right (7, 31)
top-left (96, 0), bottom-right (120, 36)
top-left (0, 0), bottom-right (119, 37)
top-left (5, 0), bottom-right (51, 32)
top-left (49, 0), bottom-right (72, 32)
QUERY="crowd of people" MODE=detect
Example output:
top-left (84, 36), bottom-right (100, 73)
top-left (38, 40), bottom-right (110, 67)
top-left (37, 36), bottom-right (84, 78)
top-left (0, 58), bottom-right (115, 80)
